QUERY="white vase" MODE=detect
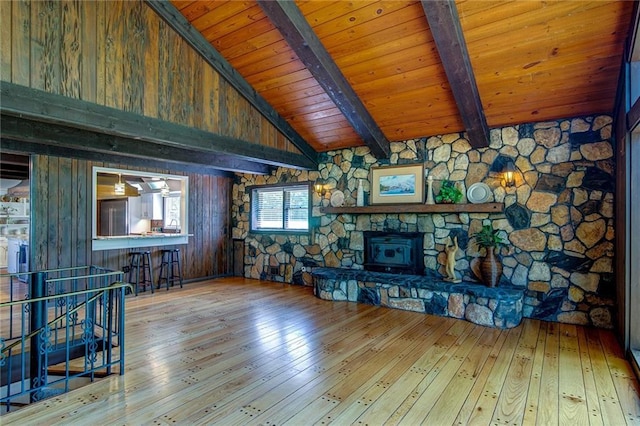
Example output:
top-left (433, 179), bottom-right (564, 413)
top-left (356, 179), bottom-right (364, 206)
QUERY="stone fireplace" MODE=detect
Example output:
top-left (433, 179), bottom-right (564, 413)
top-left (234, 114), bottom-right (616, 329)
top-left (363, 231), bottom-right (424, 275)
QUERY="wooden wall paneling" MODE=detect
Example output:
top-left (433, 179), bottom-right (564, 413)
top-left (180, 34), bottom-right (194, 125)
top-left (46, 156), bottom-right (59, 270)
top-left (183, 172), bottom-right (192, 278)
top-left (198, 173), bottom-right (208, 277)
top-left (206, 174), bottom-right (214, 276)
top-left (209, 175), bottom-right (218, 277)
top-left (200, 174), bottom-right (210, 278)
top-left (190, 55), bottom-right (204, 129)
top-left (283, 131), bottom-right (298, 153)
top-left (239, 97), bottom-right (252, 141)
top-left (215, 176), bottom-right (225, 276)
top-left (225, 84), bottom-right (239, 139)
top-left (232, 95), bottom-right (245, 140)
top-left (1, 1), bottom-right (11, 81)
top-left (188, 172), bottom-right (201, 278)
top-left (124, 0), bottom-right (146, 114)
top-left (157, 18), bottom-right (171, 121)
top-left (214, 176), bottom-right (224, 276)
top-left (215, 177), bottom-right (222, 276)
top-left (223, 177), bottom-right (232, 274)
top-left (12, 0), bottom-right (30, 86)
top-left (143, 4), bottom-right (159, 118)
top-left (95, 0), bottom-right (106, 106)
top-left (73, 158), bottom-right (89, 268)
top-left (60, 0), bottom-right (82, 99)
top-left (217, 78), bottom-right (229, 135)
top-left (80, 0), bottom-right (96, 102)
top-left (264, 119), bottom-right (276, 149)
top-left (201, 64), bottom-right (220, 134)
top-left (32, 155), bottom-right (48, 271)
top-left (104, 1), bottom-right (125, 109)
top-left (210, 176), bottom-right (220, 275)
top-left (31, 0), bottom-right (61, 93)
top-left (70, 158), bottom-right (79, 267)
top-left (171, 31), bottom-right (188, 125)
top-left (57, 156), bottom-right (73, 269)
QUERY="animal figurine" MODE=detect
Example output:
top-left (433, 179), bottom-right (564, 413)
top-left (444, 236), bottom-right (462, 283)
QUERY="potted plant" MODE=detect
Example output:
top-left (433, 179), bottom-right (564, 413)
top-left (470, 223), bottom-right (507, 287)
top-left (435, 180), bottom-right (462, 204)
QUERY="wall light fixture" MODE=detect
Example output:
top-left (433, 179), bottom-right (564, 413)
top-left (502, 160), bottom-right (516, 187)
top-left (314, 179), bottom-right (326, 196)
top-left (114, 173), bottom-right (125, 195)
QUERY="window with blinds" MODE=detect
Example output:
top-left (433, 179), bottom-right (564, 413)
top-left (250, 184), bottom-right (310, 232)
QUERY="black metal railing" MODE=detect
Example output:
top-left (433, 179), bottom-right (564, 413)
top-left (0, 267), bottom-right (132, 413)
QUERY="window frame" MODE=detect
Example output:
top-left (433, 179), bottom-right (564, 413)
top-left (249, 182), bottom-right (312, 234)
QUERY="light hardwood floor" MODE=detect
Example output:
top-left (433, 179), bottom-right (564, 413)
top-left (2, 277), bottom-right (639, 425)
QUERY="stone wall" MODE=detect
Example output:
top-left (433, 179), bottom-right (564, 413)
top-left (231, 115), bottom-right (616, 328)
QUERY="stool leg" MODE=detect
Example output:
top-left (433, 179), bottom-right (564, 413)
top-left (145, 253), bottom-right (154, 294)
top-left (129, 255), bottom-right (140, 296)
top-left (176, 252), bottom-right (183, 288)
top-left (127, 260), bottom-right (134, 295)
top-left (157, 257), bottom-right (163, 290)
top-left (158, 252), bottom-right (170, 290)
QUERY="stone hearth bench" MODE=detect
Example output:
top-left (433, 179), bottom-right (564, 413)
top-left (312, 267), bottom-right (524, 329)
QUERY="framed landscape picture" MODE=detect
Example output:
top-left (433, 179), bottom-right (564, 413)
top-left (370, 164), bottom-right (424, 204)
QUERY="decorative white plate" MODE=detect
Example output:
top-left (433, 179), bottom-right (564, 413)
top-left (466, 182), bottom-right (491, 204)
top-left (330, 190), bottom-right (345, 207)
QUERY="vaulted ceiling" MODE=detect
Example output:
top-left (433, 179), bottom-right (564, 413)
top-left (167, 0), bottom-right (634, 157)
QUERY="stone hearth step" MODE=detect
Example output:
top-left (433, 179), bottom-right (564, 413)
top-left (312, 267), bottom-right (524, 329)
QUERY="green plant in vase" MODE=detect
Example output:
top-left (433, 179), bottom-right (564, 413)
top-left (471, 224), bottom-right (507, 252)
top-left (435, 180), bottom-right (462, 204)
top-left (469, 223), bottom-right (508, 287)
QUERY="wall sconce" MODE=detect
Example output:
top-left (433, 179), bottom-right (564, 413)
top-left (502, 160), bottom-right (516, 187)
top-left (114, 173), bottom-right (125, 195)
top-left (160, 178), bottom-right (170, 197)
top-left (314, 179), bottom-right (326, 196)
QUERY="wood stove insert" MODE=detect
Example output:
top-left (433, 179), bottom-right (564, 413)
top-left (363, 231), bottom-right (424, 275)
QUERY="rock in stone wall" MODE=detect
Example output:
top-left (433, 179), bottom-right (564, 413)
top-left (231, 115), bottom-right (615, 328)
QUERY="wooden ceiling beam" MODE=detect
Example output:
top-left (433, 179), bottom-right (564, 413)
top-left (0, 120), bottom-right (269, 176)
top-left (145, 0), bottom-right (318, 165)
top-left (257, 0), bottom-right (390, 159)
top-left (1, 138), bottom-right (234, 178)
top-left (0, 82), bottom-right (314, 173)
top-left (421, 0), bottom-right (490, 148)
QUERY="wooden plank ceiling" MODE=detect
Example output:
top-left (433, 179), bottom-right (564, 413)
top-left (171, 0), bottom-right (634, 155)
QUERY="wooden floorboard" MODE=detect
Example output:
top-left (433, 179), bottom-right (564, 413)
top-left (2, 277), bottom-right (639, 425)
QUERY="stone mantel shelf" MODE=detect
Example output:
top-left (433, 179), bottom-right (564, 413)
top-left (320, 202), bottom-right (504, 214)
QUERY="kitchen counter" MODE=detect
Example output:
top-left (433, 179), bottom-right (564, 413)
top-left (95, 233), bottom-right (189, 239)
top-left (92, 233), bottom-right (192, 251)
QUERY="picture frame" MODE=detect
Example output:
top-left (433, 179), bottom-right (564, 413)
top-left (370, 164), bottom-right (424, 204)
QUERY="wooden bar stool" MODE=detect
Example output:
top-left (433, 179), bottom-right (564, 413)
top-left (157, 248), bottom-right (183, 290)
top-left (128, 251), bottom-right (154, 295)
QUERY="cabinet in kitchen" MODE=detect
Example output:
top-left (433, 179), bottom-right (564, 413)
top-left (140, 193), bottom-right (163, 220)
top-left (0, 200), bottom-right (30, 236)
top-left (7, 236), bottom-right (28, 277)
top-left (0, 237), bottom-right (7, 268)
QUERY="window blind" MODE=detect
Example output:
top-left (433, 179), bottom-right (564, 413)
top-left (251, 185), bottom-right (309, 232)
